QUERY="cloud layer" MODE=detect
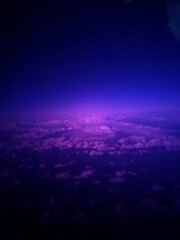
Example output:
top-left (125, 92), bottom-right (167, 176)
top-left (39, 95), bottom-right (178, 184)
top-left (0, 114), bottom-right (180, 157)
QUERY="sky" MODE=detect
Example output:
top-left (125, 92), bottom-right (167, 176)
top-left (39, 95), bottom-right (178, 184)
top-left (1, 0), bottom-right (180, 118)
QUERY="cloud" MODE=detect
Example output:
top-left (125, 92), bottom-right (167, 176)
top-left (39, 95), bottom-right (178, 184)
top-left (0, 114), bottom-right (180, 157)
top-left (150, 184), bottom-right (164, 192)
top-left (74, 169), bottom-right (94, 179)
top-left (141, 198), bottom-right (166, 212)
top-left (109, 171), bottom-right (126, 184)
top-left (55, 172), bottom-right (70, 180)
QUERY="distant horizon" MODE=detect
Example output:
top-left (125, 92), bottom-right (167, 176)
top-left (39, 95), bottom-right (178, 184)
top-left (1, 106), bottom-right (180, 122)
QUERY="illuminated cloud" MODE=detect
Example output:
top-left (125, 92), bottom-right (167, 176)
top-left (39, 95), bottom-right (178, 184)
top-left (75, 169), bottom-right (94, 179)
top-left (0, 114), bottom-right (180, 157)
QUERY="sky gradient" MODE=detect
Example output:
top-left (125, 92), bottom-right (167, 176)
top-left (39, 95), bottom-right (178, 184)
top-left (1, 0), bottom-right (180, 118)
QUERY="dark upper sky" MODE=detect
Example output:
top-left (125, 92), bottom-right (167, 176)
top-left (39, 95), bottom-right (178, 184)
top-left (1, 0), bottom-right (180, 117)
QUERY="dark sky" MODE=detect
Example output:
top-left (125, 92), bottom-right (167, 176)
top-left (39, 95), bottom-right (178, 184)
top-left (1, 0), bottom-right (180, 117)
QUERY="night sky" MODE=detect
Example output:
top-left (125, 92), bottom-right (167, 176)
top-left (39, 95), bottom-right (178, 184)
top-left (1, 2), bottom-right (180, 239)
top-left (1, 0), bottom-right (180, 117)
